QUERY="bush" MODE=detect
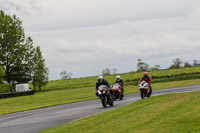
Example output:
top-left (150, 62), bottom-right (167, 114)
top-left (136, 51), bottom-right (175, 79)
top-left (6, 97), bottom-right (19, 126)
top-left (0, 84), bottom-right (12, 93)
top-left (0, 66), bottom-right (5, 84)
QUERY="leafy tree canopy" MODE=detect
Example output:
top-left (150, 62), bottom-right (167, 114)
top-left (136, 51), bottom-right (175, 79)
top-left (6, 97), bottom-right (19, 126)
top-left (137, 59), bottom-right (149, 72)
top-left (0, 10), bottom-right (49, 91)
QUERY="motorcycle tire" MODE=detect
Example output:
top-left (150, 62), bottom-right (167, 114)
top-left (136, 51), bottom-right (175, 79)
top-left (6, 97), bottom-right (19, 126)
top-left (147, 91), bottom-right (152, 97)
top-left (119, 94), bottom-right (124, 100)
top-left (109, 96), bottom-right (114, 106)
top-left (101, 97), bottom-right (107, 108)
top-left (113, 92), bottom-right (116, 101)
top-left (114, 91), bottom-right (119, 100)
top-left (141, 90), bottom-right (145, 99)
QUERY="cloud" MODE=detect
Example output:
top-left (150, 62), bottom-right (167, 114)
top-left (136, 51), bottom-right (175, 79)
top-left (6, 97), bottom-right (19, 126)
top-left (1, 0), bottom-right (200, 80)
top-left (0, 0), bottom-right (42, 14)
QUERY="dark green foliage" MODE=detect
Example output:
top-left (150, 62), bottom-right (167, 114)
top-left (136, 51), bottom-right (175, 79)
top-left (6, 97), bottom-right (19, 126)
top-left (0, 66), bottom-right (12, 93)
top-left (32, 46), bottom-right (49, 91)
top-left (0, 66), bottom-right (5, 84)
top-left (184, 62), bottom-right (192, 68)
top-left (9, 37), bottom-right (36, 84)
top-left (0, 10), bottom-right (49, 92)
top-left (0, 10), bottom-right (26, 85)
top-left (170, 58), bottom-right (183, 69)
top-left (0, 84), bottom-right (11, 93)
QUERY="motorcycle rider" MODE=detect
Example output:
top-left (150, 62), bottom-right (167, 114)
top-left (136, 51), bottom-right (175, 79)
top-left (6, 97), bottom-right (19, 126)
top-left (96, 76), bottom-right (113, 97)
top-left (115, 75), bottom-right (125, 95)
top-left (138, 72), bottom-right (152, 95)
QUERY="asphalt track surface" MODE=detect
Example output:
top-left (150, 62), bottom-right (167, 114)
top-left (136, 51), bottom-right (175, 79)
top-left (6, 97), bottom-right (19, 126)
top-left (0, 85), bottom-right (200, 133)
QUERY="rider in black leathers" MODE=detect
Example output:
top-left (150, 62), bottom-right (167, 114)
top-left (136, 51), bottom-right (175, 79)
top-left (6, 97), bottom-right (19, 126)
top-left (115, 75), bottom-right (124, 95)
top-left (95, 76), bottom-right (113, 97)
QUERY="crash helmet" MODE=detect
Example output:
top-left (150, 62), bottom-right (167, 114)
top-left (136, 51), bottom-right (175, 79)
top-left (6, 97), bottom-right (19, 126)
top-left (116, 75), bottom-right (121, 82)
top-left (143, 72), bottom-right (148, 79)
top-left (97, 76), bottom-right (103, 83)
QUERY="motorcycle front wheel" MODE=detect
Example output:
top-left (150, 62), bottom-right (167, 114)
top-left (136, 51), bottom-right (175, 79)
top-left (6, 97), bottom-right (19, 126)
top-left (114, 91), bottom-right (119, 100)
top-left (140, 89), bottom-right (145, 99)
top-left (101, 97), bottom-right (107, 108)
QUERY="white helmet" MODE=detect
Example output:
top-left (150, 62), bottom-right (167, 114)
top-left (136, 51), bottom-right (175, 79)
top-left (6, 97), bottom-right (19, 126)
top-left (97, 76), bottom-right (103, 82)
top-left (116, 75), bottom-right (120, 81)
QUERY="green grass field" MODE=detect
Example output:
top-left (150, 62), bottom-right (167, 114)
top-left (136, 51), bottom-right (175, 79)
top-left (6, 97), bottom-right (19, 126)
top-left (41, 91), bottom-right (200, 133)
top-left (0, 79), bottom-right (200, 115)
top-left (42, 67), bottom-right (200, 91)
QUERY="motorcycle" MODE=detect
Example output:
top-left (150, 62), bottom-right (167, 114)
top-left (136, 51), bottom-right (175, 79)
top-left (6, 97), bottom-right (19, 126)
top-left (112, 83), bottom-right (124, 100)
top-left (139, 81), bottom-right (152, 99)
top-left (97, 85), bottom-right (114, 108)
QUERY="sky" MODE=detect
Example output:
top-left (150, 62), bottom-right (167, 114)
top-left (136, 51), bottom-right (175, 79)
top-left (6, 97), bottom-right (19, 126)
top-left (0, 0), bottom-right (200, 80)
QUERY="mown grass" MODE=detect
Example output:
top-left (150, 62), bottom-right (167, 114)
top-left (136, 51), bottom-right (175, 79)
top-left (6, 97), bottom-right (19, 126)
top-left (41, 91), bottom-right (200, 133)
top-left (0, 79), bottom-right (200, 115)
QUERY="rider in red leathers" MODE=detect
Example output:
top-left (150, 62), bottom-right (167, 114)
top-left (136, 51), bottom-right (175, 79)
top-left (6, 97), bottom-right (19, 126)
top-left (138, 72), bottom-right (152, 96)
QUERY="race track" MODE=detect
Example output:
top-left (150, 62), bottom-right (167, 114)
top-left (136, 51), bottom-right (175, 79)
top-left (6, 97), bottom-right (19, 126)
top-left (0, 85), bottom-right (200, 133)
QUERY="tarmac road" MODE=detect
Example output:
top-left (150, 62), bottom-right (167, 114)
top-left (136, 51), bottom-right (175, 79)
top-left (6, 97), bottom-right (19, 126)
top-left (0, 85), bottom-right (200, 133)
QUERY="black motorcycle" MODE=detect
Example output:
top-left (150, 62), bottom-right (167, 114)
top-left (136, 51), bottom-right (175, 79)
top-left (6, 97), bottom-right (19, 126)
top-left (97, 85), bottom-right (114, 108)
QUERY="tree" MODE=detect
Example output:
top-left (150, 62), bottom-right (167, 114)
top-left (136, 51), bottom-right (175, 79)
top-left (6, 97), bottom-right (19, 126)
top-left (10, 37), bottom-right (35, 84)
top-left (60, 71), bottom-right (73, 79)
top-left (183, 62), bottom-right (192, 68)
top-left (102, 68), bottom-right (111, 76)
top-left (137, 59), bottom-right (149, 72)
top-left (193, 60), bottom-right (200, 67)
top-left (112, 68), bottom-right (118, 74)
top-left (169, 58), bottom-right (183, 69)
top-left (0, 10), bottom-right (49, 91)
top-left (151, 65), bottom-right (161, 71)
top-left (0, 10), bottom-right (26, 85)
top-left (0, 66), bottom-right (5, 84)
top-left (32, 46), bottom-right (49, 91)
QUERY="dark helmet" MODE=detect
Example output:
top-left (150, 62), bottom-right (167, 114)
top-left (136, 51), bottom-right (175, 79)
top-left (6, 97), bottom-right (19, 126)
top-left (97, 76), bottom-right (103, 83)
top-left (143, 72), bottom-right (148, 79)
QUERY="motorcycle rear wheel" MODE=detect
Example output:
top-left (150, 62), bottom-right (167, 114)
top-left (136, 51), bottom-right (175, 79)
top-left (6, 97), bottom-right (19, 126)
top-left (109, 96), bottom-right (114, 106)
top-left (120, 95), bottom-right (123, 100)
top-left (147, 91), bottom-right (152, 97)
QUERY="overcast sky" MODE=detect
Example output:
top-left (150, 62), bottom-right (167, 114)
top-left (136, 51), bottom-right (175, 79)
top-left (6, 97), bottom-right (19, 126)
top-left (0, 0), bottom-right (200, 80)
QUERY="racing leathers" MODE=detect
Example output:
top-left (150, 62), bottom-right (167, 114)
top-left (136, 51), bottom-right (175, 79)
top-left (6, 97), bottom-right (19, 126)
top-left (115, 78), bottom-right (125, 95)
top-left (96, 79), bottom-right (113, 97)
top-left (138, 75), bottom-right (152, 94)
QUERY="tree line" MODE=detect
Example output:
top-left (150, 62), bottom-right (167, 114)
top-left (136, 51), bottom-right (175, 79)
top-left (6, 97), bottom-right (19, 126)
top-left (0, 10), bottom-right (49, 91)
top-left (60, 58), bottom-right (200, 78)
top-left (137, 58), bottom-right (200, 72)
top-left (98, 58), bottom-right (200, 76)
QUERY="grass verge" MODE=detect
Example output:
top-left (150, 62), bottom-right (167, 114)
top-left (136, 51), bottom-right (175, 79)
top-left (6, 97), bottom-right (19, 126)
top-left (0, 79), bottom-right (200, 115)
top-left (41, 91), bottom-right (200, 133)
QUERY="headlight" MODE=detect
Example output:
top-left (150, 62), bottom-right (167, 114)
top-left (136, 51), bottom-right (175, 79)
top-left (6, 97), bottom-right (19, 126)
top-left (98, 90), bottom-right (101, 94)
top-left (103, 90), bottom-right (106, 94)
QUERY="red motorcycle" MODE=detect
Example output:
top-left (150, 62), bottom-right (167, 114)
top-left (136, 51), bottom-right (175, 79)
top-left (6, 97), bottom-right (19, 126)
top-left (112, 83), bottom-right (124, 100)
top-left (139, 81), bottom-right (151, 99)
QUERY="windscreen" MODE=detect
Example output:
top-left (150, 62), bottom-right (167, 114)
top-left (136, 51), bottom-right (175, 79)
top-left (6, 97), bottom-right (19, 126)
top-left (98, 85), bottom-right (107, 91)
